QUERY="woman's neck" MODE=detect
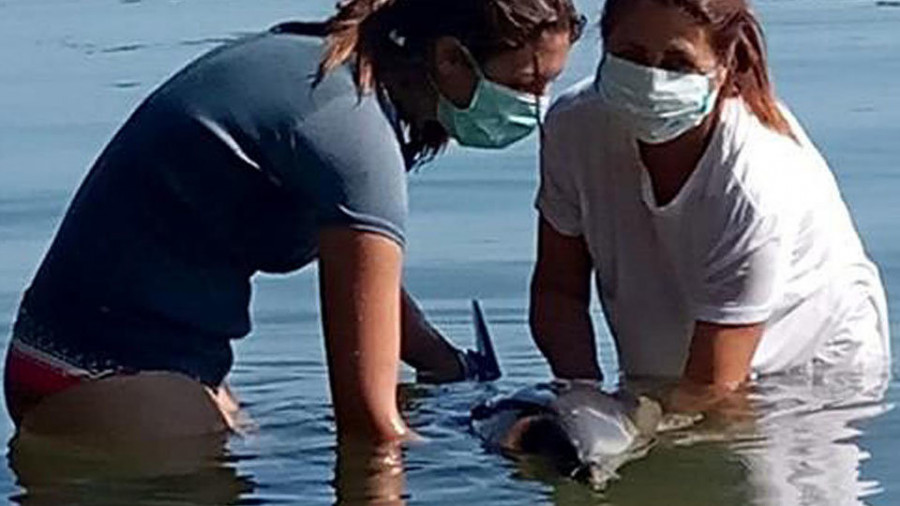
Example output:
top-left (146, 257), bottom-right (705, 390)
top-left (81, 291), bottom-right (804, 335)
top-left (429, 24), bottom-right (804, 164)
top-left (638, 110), bottom-right (720, 207)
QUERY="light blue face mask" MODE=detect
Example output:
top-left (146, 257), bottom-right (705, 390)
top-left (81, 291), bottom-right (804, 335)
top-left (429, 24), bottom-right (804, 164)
top-left (597, 53), bottom-right (719, 144)
top-left (436, 48), bottom-right (549, 149)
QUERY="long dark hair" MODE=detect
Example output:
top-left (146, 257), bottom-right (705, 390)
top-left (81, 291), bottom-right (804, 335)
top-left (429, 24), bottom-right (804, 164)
top-left (283, 0), bottom-right (583, 165)
top-left (601, 0), bottom-right (794, 139)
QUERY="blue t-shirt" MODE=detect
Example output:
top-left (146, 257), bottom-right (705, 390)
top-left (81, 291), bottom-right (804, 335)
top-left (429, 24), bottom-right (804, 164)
top-left (22, 30), bottom-right (408, 385)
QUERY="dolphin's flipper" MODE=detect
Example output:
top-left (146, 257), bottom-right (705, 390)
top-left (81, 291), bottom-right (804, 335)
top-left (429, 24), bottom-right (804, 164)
top-left (627, 396), bottom-right (664, 435)
top-left (469, 300), bottom-right (502, 382)
top-left (656, 412), bottom-right (703, 433)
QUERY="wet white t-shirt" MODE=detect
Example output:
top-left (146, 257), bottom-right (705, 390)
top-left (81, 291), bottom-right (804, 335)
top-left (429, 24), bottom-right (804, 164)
top-left (537, 79), bottom-right (890, 378)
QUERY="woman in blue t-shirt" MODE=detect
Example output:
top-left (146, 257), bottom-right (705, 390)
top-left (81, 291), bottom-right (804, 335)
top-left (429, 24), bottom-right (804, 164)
top-left (4, 0), bottom-right (583, 443)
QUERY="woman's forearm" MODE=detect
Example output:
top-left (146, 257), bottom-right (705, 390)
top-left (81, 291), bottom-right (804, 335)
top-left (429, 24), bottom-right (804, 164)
top-left (399, 289), bottom-right (462, 379)
top-left (530, 284), bottom-right (601, 380)
top-left (530, 218), bottom-right (600, 380)
top-left (318, 228), bottom-right (410, 442)
top-left (683, 321), bottom-right (764, 388)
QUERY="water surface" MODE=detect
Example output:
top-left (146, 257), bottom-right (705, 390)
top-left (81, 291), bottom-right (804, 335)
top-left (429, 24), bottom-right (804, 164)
top-left (0, 0), bottom-right (897, 504)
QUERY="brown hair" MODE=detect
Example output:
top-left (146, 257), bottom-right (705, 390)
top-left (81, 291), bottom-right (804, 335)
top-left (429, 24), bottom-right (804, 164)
top-left (284, 0), bottom-right (584, 165)
top-left (601, 0), bottom-right (794, 139)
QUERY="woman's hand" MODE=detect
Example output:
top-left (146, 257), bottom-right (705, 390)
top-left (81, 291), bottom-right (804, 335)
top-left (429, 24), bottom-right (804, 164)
top-left (529, 217), bottom-right (602, 381)
top-left (661, 320), bottom-right (764, 423)
top-left (660, 378), bottom-right (758, 434)
top-left (318, 227), bottom-right (410, 442)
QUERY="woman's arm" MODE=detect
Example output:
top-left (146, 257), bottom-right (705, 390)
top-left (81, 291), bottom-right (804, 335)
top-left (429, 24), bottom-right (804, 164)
top-left (318, 227), bottom-right (410, 442)
top-left (664, 321), bottom-right (764, 416)
top-left (684, 321), bottom-right (764, 388)
top-left (399, 289), bottom-right (465, 382)
top-left (529, 217), bottom-right (601, 380)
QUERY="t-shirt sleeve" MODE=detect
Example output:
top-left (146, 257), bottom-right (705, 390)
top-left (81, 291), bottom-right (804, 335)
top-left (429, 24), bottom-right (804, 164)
top-left (304, 92), bottom-right (407, 246)
top-left (535, 110), bottom-right (582, 237)
top-left (690, 192), bottom-right (785, 325)
top-left (279, 89), bottom-right (408, 247)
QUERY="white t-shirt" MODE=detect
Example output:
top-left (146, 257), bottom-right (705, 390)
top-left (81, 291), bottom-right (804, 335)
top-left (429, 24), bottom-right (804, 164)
top-left (537, 79), bottom-right (890, 378)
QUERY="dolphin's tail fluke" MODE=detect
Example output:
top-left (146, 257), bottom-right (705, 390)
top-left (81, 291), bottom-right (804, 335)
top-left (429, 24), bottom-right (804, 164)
top-left (468, 300), bottom-right (502, 382)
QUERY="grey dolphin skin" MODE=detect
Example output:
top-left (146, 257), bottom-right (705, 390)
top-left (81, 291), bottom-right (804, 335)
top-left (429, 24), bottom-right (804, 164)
top-left (468, 301), bottom-right (667, 489)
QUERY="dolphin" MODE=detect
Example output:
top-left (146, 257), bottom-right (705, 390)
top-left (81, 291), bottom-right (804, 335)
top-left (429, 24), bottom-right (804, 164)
top-left (471, 380), bottom-right (664, 488)
top-left (468, 301), bottom-right (688, 489)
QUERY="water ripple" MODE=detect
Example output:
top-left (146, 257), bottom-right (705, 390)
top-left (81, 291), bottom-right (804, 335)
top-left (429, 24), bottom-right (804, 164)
top-left (100, 43), bottom-right (146, 54)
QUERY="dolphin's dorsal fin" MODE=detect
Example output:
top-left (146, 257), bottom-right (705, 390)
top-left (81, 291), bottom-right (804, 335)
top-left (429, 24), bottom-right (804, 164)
top-left (472, 300), bottom-right (502, 381)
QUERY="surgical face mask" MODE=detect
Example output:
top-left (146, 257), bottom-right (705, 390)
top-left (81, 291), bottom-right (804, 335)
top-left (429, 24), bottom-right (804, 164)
top-left (597, 53), bottom-right (719, 144)
top-left (435, 49), bottom-right (549, 149)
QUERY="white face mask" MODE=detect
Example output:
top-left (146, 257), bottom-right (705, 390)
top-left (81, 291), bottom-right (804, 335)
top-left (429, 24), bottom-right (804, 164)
top-left (597, 53), bottom-right (719, 144)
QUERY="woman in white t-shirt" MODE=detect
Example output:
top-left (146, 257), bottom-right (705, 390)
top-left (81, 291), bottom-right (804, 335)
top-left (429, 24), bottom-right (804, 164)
top-left (531, 0), bottom-right (890, 399)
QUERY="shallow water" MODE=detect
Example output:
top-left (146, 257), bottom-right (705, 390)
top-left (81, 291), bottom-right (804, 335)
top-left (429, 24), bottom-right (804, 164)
top-left (0, 0), bottom-right (898, 504)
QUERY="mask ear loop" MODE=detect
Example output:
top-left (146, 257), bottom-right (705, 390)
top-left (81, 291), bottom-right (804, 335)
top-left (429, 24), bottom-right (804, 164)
top-left (537, 97), bottom-right (545, 139)
top-left (457, 43), bottom-right (486, 81)
top-left (595, 52), bottom-right (608, 94)
top-left (532, 52), bottom-right (546, 139)
top-left (427, 40), bottom-right (485, 110)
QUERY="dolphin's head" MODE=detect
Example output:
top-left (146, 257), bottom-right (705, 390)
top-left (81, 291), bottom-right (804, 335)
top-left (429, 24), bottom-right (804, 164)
top-left (471, 383), bottom-right (582, 473)
top-left (472, 381), bottom-right (663, 488)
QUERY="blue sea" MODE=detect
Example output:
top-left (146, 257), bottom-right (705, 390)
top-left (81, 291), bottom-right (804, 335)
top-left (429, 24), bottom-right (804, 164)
top-left (0, 0), bottom-right (898, 504)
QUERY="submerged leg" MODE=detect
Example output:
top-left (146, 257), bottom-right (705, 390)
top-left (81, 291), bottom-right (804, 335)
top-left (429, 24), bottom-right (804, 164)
top-left (17, 372), bottom-right (234, 441)
top-left (8, 373), bottom-right (252, 502)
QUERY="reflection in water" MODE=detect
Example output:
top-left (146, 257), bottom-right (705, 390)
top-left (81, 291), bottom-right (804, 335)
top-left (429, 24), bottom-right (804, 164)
top-left (8, 430), bottom-right (254, 505)
top-left (0, 360), bottom-right (891, 505)
top-left (333, 441), bottom-right (407, 506)
top-left (544, 442), bottom-right (754, 506)
top-left (739, 368), bottom-right (892, 506)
